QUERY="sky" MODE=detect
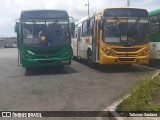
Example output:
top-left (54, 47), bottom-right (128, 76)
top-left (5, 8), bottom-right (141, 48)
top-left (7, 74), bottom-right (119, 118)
top-left (0, 0), bottom-right (159, 37)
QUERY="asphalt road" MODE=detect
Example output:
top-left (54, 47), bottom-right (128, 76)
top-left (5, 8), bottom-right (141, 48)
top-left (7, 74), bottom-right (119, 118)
top-left (0, 48), bottom-right (157, 120)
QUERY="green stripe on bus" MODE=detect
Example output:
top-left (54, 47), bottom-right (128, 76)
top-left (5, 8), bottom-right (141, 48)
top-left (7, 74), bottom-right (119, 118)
top-left (150, 35), bottom-right (160, 42)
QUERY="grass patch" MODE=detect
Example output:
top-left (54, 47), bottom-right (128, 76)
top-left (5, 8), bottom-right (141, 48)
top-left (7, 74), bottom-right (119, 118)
top-left (118, 76), bottom-right (160, 111)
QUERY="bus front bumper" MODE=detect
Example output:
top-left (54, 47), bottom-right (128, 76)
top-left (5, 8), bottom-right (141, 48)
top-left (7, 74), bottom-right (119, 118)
top-left (21, 55), bottom-right (71, 68)
top-left (100, 54), bottom-right (149, 65)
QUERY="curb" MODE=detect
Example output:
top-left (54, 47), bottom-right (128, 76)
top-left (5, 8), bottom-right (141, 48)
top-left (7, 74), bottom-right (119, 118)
top-left (97, 69), bottom-right (160, 120)
top-left (151, 70), bottom-right (160, 79)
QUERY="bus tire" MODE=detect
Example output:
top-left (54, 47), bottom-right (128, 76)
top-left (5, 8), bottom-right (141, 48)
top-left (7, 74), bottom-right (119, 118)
top-left (87, 50), bottom-right (94, 68)
top-left (25, 67), bottom-right (32, 71)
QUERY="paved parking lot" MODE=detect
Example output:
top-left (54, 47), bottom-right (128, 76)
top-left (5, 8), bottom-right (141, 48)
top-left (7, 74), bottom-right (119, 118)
top-left (0, 48), bottom-right (157, 120)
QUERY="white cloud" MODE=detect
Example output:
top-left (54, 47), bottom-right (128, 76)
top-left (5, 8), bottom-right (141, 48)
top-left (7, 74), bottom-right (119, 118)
top-left (0, 0), bottom-right (159, 37)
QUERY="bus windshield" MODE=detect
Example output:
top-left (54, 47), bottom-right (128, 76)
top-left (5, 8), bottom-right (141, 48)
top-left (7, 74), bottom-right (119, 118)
top-left (22, 20), bottom-right (70, 47)
top-left (104, 19), bottom-right (149, 45)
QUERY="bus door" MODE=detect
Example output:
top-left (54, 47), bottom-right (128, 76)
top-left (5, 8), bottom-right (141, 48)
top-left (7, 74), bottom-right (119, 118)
top-left (95, 21), bottom-right (100, 62)
top-left (77, 27), bottom-right (81, 58)
top-left (91, 18), bottom-right (96, 62)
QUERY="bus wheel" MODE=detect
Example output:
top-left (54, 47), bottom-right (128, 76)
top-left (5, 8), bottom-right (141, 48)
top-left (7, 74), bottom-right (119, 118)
top-left (87, 50), bottom-right (94, 68)
top-left (25, 67), bottom-right (32, 71)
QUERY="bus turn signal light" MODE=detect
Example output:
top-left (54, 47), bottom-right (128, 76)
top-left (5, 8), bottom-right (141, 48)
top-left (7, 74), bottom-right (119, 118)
top-left (61, 60), bottom-right (69, 63)
top-left (139, 49), bottom-right (149, 56)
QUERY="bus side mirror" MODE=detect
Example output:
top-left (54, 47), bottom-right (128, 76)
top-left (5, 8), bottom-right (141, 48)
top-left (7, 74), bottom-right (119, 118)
top-left (14, 22), bottom-right (20, 33)
top-left (14, 24), bottom-right (18, 33)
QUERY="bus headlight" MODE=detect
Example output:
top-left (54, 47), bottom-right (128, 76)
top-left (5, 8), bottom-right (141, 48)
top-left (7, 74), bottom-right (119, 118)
top-left (139, 49), bottom-right (149, 56)
top-left (139, 58), bottom-right (148, 62)
top-left (62, 51), bottom-right (70, 57)
top-left (22, 51), bottom-right (33, 58)
top-left (28, 50), bottom-right (35, 55)
top-left (61, 60), bottom-right (70, 63)
top-left (102, 48), bottom-right (114, 56)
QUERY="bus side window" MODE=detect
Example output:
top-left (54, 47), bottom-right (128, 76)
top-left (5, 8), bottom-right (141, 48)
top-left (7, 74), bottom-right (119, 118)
top-left (97, 21), bottom-right (101, 40)
top-left (87, 19), bottom-right (90, 35)
top-left (78, 27), bottom-right (81, 41)
top-left (89, 17), bottom-right (94, 35)
top-left (151, 16), bottom-right (160, 34)
top-left (158, 15), bottom-right (160, 33)
top-left (82, 19), bottom-right (93, 37)
top-left (82, 20), bottom-right (88, 37)
top-left (74, 25), bottom-right (78, 38)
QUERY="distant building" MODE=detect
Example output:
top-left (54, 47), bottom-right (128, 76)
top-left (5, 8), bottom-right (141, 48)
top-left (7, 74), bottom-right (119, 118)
top-left (0, 37), bottom-right (17, 47)
top-left (0, 37), bottom-right (5, 41)
top-left (5, 37), bottom-right (17, 44)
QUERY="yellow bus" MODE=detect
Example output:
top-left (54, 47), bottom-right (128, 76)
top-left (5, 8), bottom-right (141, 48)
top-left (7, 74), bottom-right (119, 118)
top-left (71, 7), bottom-right (149, 68)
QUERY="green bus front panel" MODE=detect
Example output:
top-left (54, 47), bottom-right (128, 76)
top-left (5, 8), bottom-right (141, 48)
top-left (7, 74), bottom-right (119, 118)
top-left (19, 46), bottom-right (72, 68)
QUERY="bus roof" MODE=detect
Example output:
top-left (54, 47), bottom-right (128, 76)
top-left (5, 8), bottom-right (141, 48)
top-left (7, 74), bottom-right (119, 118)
top-left (96, 7), bottom-right (148, 18)
top-left (20, 10), bottom-right (69, 21)
top-left (21, 9), bottom-right (67, 12)
top-left (149, 9), bottom-right (160, 16)
top-left (96, 7), bottom-right (147, 15)
top-left (74, 7), bottom-right (148, 25)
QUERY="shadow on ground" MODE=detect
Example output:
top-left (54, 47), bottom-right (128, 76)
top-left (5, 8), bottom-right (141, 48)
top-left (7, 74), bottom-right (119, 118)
top-left (146, 60), bottom-right (160, 69)
top-left (74, 59), bottom-right (154, 73)
top-left (24, 66), bottom-right (78, 76)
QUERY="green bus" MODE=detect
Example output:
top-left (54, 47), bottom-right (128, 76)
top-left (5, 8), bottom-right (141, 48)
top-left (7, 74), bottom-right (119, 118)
top-left (149, 9), bottom-right (160, 63)
top-left (15, 10), bottom-right (72, 71)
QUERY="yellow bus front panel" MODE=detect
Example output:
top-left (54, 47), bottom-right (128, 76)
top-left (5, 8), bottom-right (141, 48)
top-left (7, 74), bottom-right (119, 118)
top-left (99, 44), bottom-right (149, 65)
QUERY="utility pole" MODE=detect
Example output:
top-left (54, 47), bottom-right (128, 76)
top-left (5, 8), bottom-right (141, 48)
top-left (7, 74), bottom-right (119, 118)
top-left (85, 0), bottom-right (90, 17)
top-left (127, 0), bottom-right (130, 7)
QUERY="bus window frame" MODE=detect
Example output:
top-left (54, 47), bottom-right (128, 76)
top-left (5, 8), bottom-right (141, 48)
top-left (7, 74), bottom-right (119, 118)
top-left (89, 17), bottom-right (95, 35)
top-left (74, 25), bottom-right (78, 38)
top-left (82, 20), bottom-right (88, 37)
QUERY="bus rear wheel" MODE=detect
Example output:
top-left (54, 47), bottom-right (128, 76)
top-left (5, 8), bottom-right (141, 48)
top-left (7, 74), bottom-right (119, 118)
top-left (87, 50), bottom-right (95, 68)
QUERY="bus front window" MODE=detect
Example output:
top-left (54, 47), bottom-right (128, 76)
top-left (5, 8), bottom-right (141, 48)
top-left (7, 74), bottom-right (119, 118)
top-left (128, 21), bottom-right (148, 45)
top-left (22, 21), bottom-right (70, 47)
top-left (104, 20), bottom-right (149, 45)
top-left (104, 22), bottom-right (127, 44)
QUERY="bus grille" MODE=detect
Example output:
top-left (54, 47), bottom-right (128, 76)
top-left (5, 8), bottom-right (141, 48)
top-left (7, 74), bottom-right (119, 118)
top-left (34, 50), bottom-right (60, 54)
top-left (118, 58), bottom-right (135, 61)
top-left (113, 48), bottom-right (141, 52)
top-left (38, 60), bottom-right (56, 64)
top-left (116, 53), bottom-right (137, 57)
